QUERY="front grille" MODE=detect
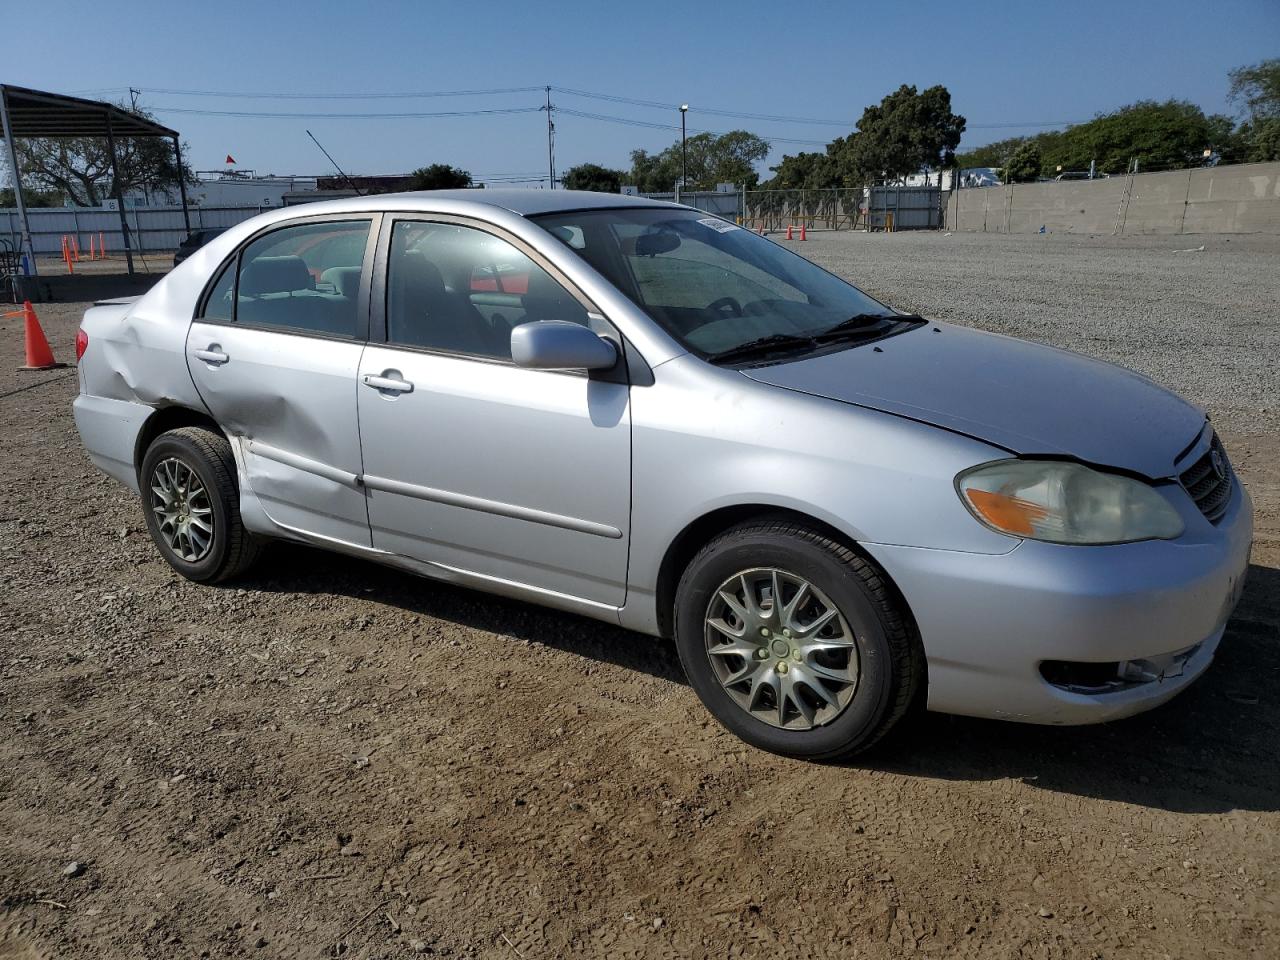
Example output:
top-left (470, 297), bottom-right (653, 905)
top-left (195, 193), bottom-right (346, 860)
top-left (1179, 433), bottom-right (1234, 522)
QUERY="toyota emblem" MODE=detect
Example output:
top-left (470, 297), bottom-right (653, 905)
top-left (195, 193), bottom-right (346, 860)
top-left (1210, 447), bottom-right (1227, 481)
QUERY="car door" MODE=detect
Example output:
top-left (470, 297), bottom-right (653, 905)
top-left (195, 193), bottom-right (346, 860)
top-left (186, 214), bottom-right (378, 546)
top-left (356, 217), bottom-right (631, 607)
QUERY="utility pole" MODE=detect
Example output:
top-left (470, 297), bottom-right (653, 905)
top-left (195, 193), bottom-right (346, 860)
top-left (128, 87), bottom-right (140, 112)
top-left (543, 86), bottom-right (555, 189)
top-left (679, 104), bottom-right (689, 200)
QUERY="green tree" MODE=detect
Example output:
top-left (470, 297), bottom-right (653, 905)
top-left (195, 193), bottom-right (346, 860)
top-left (0, 186), bottom-right (62, 208)
top-left (627, 148), bottom-right (678, 192)
top-left (13, 103), bottom-right (193, 206)
top-left (1229, 58), bottom-right (1280, 125)
top-left (1004, 141), bottom-right (1042, 182)
top-left (955, 136), bottom-right (1027, 170)
top-left (1228, 59), bottom-right (1280, 162)
top-left (407, 164), bottom-right (473, 190)
top-left (628, 130), bottom-right (770, 191)
top-left (561, 163), bottom-right (625, 192)
top-left (1241, 118), bottom-right (1280, 161)
top-left (764, 150), bottom-right (840, 190)
top-left (828, 84), bottom-right (966, 185)
top-left (957, 100), bottom-right (1237, 177)
top-left (1049, 100), bottom-right (1232, 173)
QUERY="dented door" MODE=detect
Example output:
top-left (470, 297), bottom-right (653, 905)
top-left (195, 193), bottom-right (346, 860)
top-left (183, 215), bottom-right (378, 547)
top-left (185, 323), bottom-right (370, 545)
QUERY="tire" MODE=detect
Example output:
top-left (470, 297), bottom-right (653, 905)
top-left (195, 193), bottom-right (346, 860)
top-left (139, 426), bottom-right (261, 584)
top-left (673, 520), bottom-right (923, 760)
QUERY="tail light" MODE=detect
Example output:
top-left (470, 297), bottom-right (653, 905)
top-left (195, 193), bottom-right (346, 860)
top-left (75, 328), bottom-right (89, 361)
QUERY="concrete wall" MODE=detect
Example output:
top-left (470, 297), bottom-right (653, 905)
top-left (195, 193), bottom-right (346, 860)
top-left (946, 161), bottom-right (1280, 235)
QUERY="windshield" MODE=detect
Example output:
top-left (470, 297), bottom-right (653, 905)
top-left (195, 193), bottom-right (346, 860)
top-left (530, 208), bottom-right (901, 360)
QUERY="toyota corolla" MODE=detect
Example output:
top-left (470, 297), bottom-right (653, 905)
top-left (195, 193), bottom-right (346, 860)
top-left (72, 190), bottom-right (1253, 758)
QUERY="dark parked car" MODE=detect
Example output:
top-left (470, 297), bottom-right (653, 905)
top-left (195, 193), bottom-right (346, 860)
top-left (173, 229), bottom-right (224, 267)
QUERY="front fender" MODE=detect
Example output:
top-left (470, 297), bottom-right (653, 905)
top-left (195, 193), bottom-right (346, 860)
top-left (620, 355), bottom-right (1017, 635)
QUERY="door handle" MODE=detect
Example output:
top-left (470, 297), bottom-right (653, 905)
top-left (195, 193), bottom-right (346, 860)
top-left (193, 345), bottom-right (229, 365)
top-left (362, 372), bottom-right (414, 394)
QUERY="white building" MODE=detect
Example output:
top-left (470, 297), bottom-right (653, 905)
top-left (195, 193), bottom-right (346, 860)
top-left (900, 169), bottom-right (954, 190)
top-left (125, 173), bottom-right (319, 209)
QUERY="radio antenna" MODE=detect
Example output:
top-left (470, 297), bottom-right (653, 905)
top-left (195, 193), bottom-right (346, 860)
top-left (306, 129), bottom-right (363, 196)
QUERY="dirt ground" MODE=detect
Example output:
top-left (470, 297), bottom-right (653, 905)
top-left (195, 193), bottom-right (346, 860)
top-left (1, 236), bottom-right (1277, 959)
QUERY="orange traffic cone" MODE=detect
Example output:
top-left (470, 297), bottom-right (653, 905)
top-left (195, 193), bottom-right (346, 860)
top-left (6, 301), bottom-right (67, 371)
top-left (786, 224), bottom-right (793, 240)
top-left (800, 225), bottom-right (807, 241)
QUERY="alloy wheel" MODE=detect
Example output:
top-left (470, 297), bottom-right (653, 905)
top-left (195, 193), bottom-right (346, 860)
top-left (150, 456), bottom-right (214, 562)
top-left (704, 567), bottom-right (859, 730)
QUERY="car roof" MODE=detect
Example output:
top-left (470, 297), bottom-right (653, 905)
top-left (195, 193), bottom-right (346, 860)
top-left (274, 188), bottom-right (682, 219)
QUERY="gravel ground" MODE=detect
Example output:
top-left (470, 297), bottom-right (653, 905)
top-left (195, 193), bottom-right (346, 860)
top-left (1, 233), bottom-right (1277, 959)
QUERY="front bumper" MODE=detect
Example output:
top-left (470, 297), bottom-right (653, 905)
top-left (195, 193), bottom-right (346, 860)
top-left (865, 478), bottom-right (1254, 725)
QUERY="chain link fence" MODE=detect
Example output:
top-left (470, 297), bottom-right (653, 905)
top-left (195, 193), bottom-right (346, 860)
top-left (742, 188), bottom-right (866, 232)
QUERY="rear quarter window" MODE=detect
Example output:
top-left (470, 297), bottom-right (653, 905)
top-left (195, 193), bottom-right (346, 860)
top-left (200, 259), bottom-right (235, 322)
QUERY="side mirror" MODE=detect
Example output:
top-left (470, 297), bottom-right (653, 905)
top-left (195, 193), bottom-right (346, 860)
top-left (511, 320), bottom-right (618, 371)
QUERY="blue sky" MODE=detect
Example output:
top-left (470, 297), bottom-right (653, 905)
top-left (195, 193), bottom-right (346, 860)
top-left (8, 0), bottom-right (1278, 184)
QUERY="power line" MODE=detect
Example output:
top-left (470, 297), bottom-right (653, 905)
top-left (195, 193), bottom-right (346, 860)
top-left (554, 86), bottom-right (855, 126)
top-left (555, 107), bottom-right (830, 146)
top-left (553, 86), bottom-right (1083, 130)
top-left (148, 105), bottom-right (544, 120)
top-left (148, 99), bottom-right (833, 145)
top-left (137, 82), bottom-right (1082, 132)
top-left (136, 85), bottom-right (545, 100)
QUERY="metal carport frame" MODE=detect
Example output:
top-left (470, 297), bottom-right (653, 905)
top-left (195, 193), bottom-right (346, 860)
top-left (0, 84), bottom-right (190, 278)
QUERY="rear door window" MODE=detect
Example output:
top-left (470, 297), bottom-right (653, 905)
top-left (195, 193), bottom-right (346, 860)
top-left (232, 220), bottom-right (372, 337)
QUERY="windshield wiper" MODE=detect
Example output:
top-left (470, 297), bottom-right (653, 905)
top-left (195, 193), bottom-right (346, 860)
top-left (706, 333), bottom-right (817, 365)
top-left (707, 314), bottom-right (925, 366)
top-left (813, 312), bottom-right (922, 342)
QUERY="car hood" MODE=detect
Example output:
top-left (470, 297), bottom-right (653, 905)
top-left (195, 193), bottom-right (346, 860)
top-left (742, 322), bottom-right (1205, 479)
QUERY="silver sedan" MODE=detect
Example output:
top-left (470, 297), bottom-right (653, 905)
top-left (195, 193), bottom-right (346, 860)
top-left (72, 190), bottom-right (1253, 758)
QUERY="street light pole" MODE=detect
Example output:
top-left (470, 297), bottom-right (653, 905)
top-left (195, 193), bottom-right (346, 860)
top-left (679, 104), bottom-right (689, 200)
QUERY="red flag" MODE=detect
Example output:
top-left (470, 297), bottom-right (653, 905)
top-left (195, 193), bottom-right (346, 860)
top-left (225, 154), bottom-right (236, 164)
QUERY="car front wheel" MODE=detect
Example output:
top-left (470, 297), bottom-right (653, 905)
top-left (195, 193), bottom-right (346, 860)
top-left (674, 520), bottom-right (923, 759)
top-left (139, 426), bottom-right (261, 584)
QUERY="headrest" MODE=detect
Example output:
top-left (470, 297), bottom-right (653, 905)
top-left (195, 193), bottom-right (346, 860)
top-left (240, 256), bottom-right (312, 297)
top-left (395, 251), bottom-right (447, 298)
top-left (320, 265), bottom-right (362, 297)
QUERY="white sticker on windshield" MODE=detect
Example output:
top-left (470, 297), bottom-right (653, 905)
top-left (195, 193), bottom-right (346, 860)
top-left (697, 217), bottom-right (740, 233)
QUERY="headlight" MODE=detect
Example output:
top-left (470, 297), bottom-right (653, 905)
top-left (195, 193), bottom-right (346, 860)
top-left (956, 460), bottom-right (1184, 545)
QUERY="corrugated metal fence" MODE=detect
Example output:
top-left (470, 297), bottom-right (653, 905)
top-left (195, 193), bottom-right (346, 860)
top-left (1, 205), bottom-right (270, 256)
top-left (865, 186), bottom-right (944, 230)
top-left (639, 190), bottom-right (743, 220)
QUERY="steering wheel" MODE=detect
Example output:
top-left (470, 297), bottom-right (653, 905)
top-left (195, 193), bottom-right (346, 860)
top-left (707, 296), bottom-right (744, 318)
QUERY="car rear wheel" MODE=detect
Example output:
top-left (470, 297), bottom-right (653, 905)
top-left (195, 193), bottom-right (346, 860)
top-left (674, 520), bottom-right (923, 759)
top-left (140, 426), bottom-right (261, 584)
